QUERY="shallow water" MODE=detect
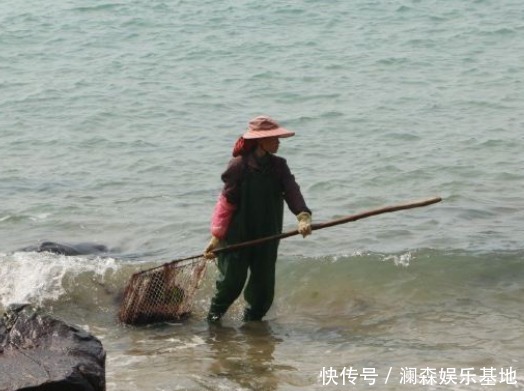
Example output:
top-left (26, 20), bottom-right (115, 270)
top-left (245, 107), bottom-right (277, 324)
top-left (1, 0), bottom-right (524, 389)
top-left (1, 250), bottom-right (522, 390)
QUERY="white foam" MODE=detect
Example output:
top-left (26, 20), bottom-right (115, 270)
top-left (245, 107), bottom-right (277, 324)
top-left (0, 252), bottom-right (119, 307)
top-left (28, 213), bottom-right (51, 221)
top-left (382, 252), bottom-right (413, 267)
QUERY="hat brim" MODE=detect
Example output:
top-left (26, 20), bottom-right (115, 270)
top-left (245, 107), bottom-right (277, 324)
top-left (242, 127), bottom-right (295, 139)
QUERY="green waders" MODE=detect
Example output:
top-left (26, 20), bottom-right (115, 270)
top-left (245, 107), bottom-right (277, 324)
top-left (208, 155), bottom-right (284, 322)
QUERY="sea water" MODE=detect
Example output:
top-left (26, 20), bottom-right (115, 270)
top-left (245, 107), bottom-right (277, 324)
top-left (1, 0), bottom-right (523, 389)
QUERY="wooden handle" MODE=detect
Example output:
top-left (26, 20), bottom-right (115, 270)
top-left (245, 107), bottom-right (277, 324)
top-left (138, 196), bottom-right (443, 274)
top-left (214, 196), bottom-right (442, 254)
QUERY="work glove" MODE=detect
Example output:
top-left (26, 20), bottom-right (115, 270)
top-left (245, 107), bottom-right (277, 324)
top-left (204, 236), bottom-right (221, 259)
top-left (297, 211), bottom-right (312, 237)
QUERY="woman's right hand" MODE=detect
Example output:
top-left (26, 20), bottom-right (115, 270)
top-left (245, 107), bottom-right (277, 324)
top-left (297, 212), bottom-right (312, 237)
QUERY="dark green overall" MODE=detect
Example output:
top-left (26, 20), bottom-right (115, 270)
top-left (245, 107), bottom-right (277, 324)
top-left (209, 155), bottom-right (284, 321)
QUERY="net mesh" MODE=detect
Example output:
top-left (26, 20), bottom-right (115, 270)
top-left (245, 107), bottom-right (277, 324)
top-left (118, 257), bottom-right (208, 325)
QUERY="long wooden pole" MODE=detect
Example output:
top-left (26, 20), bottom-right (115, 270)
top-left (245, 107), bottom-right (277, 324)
top-left (139, 196), bottom-right (442, 274)
top-left (215, 196), bottom-right (442, 253)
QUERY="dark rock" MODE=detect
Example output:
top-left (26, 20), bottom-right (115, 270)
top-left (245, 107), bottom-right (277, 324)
top-left (0, 305), bottom-right (106, 391)
top-left (16, 242), bottom-right (109, 256)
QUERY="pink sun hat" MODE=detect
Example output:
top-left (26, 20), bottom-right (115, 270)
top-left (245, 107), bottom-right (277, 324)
top-left (242, 115), bottom-right (295, 139)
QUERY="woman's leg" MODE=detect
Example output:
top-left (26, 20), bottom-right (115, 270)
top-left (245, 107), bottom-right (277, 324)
top-left (243, 245), bottom-right (278, 321)
top-left (208, 250), bottom-right (248, 322)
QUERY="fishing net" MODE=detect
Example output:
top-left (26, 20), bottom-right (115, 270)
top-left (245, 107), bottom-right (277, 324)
top-left (117, 198), bottom-right (442, 325)
top-left (118, 257), bottom-right (208, 325)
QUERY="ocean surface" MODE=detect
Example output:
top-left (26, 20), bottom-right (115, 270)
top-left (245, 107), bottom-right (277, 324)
top-left (1, 0), bottom-right (523, 389)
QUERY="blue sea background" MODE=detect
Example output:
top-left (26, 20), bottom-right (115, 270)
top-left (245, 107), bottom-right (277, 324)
top-left (1, 1), bottom-right (523, 389)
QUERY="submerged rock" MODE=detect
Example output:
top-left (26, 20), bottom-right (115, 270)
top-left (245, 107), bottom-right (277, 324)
top-left (0, 304), bottom-right (106, 391)
top-left (16, 241), bottom-right (109, 256)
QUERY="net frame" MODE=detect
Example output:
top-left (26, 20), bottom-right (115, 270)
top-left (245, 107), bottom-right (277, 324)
top-left (118, 257), bottom-right (207, 325)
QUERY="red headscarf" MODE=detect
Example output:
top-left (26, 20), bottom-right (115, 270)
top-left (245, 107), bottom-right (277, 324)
top-left (232, 136), bottom-right (257, 157)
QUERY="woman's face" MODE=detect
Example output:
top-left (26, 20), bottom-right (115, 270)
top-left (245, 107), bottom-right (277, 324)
top-left (258, 137), bottom-right (280, 154)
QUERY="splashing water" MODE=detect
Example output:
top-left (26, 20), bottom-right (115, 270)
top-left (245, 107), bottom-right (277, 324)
top-left (382, 252), bottom-right (413, 267)
top-left (0, 251), bottom-right (118, 308)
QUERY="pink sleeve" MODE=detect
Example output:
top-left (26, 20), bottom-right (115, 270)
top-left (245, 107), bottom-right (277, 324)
top-left (210, 193), bottom-right (237, 239)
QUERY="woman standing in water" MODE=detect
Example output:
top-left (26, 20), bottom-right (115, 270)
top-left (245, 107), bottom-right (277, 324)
top-left (204, 115), bottom-right (312, 322)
